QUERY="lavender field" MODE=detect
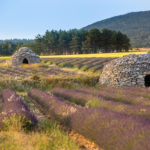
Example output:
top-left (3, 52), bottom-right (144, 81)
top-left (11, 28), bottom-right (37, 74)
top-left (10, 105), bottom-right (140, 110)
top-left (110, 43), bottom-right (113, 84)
top-left (29, 88), bottom-right (150, 150)
top-left (0, 57), bottom-right (150, 150)
top-left (42, 57), bottom-right (114, 74)
top-left (0, 57), bottom-right (113, 79)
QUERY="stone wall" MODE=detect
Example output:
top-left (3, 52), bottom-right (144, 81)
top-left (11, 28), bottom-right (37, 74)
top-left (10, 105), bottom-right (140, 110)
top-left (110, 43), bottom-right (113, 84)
top-left (99, 54), bottom-right (150, 87)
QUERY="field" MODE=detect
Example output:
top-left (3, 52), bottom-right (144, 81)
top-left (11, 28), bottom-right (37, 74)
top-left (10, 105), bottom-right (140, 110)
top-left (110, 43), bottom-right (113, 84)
top-left (40, 51), bottom-right (147, 58)
top-left (0, 51), bottom-right (147, 60)
top-left (0, 54), bottom-right (150, 150)
top-left (41, 57), bottom-right (114, 74)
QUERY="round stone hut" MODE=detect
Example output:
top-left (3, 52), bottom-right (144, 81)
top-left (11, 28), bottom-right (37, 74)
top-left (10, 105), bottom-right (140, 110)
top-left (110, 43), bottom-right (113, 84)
top-left (11, 47), bottom-right (40, 66)
top-left (99, 54), bottom-right (150, 87)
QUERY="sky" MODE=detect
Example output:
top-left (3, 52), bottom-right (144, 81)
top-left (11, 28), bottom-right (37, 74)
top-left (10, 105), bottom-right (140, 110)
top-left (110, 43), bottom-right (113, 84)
top-left (0, 0), bottom-right (150, 39)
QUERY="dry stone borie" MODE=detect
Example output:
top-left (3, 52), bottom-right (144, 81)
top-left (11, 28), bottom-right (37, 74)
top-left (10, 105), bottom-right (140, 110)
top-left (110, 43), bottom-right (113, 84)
top-left (11, 47), bottom-right (40, 66)
top-left (99, 54), bottom-right (150, 87)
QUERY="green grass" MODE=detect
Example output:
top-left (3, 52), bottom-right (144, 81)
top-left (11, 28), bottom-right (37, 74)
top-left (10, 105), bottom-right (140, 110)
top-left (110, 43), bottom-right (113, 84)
top-left (0, 119), bottom-right (79, 150)
top-left (0, 74), bottom-right (99, 92)
top-left (1, 115), bottom-right (34, 132)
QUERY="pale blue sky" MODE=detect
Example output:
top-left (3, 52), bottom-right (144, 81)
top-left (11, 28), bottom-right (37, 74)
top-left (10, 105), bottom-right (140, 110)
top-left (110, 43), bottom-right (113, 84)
top-left (0, 0), bottom-right (150, 39)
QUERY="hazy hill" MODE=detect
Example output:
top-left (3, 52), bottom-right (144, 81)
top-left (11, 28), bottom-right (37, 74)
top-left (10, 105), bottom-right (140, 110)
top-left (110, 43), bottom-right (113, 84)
top-left (83, 10), bottom-right (150, 48)
top-left (0, 39), bottom-right (33, 44)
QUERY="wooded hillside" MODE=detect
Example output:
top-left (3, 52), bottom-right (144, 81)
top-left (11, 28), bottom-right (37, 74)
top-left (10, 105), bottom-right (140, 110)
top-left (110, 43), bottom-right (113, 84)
top-left (83, 10), bottom-right (150, 48)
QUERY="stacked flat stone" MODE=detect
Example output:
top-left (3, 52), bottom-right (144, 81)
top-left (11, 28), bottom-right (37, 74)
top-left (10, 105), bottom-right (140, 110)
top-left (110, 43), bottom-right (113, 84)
top-left (99, 54), bottom-right (150, 87)
top-left (11, 47), bottom-right (40, 66)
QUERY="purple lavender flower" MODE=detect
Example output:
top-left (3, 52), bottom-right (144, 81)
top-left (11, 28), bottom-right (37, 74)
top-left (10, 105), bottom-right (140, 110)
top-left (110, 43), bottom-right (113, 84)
top-left (76, 88), bottom-right (150, 106)
top-left (28, 88), bottom-right (150, 150)
top-left (0, 89), bottom-right (37, 130)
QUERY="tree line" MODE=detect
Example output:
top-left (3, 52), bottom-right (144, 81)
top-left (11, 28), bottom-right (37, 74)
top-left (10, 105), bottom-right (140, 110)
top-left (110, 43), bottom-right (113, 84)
top-left (0, 28), bottom-right (130, 56)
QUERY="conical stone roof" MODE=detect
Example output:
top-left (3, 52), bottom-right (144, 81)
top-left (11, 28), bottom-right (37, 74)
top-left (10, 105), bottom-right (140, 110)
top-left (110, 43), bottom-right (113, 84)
top-left (11, 47), bottom-right (40, 66)
top-left (99, 54), bottom-right (150, 87)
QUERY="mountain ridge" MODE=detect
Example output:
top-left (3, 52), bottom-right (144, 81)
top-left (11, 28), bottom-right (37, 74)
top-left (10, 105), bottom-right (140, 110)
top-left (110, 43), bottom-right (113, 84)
top-left (83, 10), bottom-right (150, 48)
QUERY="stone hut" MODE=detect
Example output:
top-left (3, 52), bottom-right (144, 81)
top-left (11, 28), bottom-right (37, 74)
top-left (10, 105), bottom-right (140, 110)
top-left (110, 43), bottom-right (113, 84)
top-left (11, 47), bottom-right (40, 66)
top-left (99, 54), bottom-right (150, 87)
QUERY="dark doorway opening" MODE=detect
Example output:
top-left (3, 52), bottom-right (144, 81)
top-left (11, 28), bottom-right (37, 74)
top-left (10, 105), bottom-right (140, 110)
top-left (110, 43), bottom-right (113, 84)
top-left (145, 75), bottom-right (150, 87)
top-left (23, 58), bottom-right (28, 64)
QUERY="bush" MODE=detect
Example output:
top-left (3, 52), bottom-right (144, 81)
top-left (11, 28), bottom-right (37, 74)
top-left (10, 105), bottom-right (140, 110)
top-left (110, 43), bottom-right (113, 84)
top-left (28, 89), bottom-right (78, 123)
top-left (80, 65), bottom-right (88, 71)
top-left (52, 88), bottom-right (150, 119)
top-left (1, 114), bottom-right (34, 132)
top-left (0, 89), bottom-right (37, 131)
top-left (0, 80), bottom-right (26, 92)
top-left (30, 74), bottom-right (41, 81)
top-left (76, 88), bottom-right (150, 105)
top-left (28, 89), bottom-right (150, 150)
top-left (52, 88), bottom-right (88, 106)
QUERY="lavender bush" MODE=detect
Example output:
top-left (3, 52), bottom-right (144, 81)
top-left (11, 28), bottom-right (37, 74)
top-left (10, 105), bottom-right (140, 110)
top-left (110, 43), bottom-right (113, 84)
top-left (44, 57), bottom-right (113, 73)
top-left (76, 88), bottom-right (150, 106)
top-left (52, 88), bottom-right (150, 119)
top-left (0, 89), bottom-right (37, 131)
top-left (28, 89), bottom-right (150, 150)
top-left (118, 87), bottom-right (150, 98)
top-left (28, 89), bottom-right (78, 123)
top-left (52, 88), bottom-right (89, 106)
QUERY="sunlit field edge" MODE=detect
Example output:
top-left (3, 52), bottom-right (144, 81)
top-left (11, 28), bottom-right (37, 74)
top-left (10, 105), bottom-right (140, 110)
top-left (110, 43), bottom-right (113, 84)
top-left (0, 52), bottom-right (147, 60)
top-left (0, 57), bottom-right (11, 60)
top-left (40, 52), bottom-right (147, 58)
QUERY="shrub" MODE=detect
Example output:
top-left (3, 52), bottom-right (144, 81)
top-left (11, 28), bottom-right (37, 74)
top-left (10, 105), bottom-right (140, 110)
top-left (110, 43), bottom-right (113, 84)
top-left (73, 64), bottom-right (82, 69)
top-left (52, 88), bottom-right (150, 119)
top-left (28, 89), bottom-right (150, 150)
top-left (76, 88), bottom-right (150, 106)
top-left (39, 64), bottom-right (49, 68)
top-left (40, 75), bottom-right (99, 90)
top-left (28, 89), bottom-right (78, 123)
top-left (0, 89), bottom-right (37, 131)
top-left (57, 62), bottom-right (65, 67)
top-left (30, 74), bottom-right (41, 81)
top-left (0, 80), bottom-right (26, 92)
top-left (1, 114), bottom-right (34, 132)
top-left (64, 63), bottom-right (74, 68)
top-left (80, 65), bottom-right (88, 71)
top-left (52, 88), bottom-right (88, 106)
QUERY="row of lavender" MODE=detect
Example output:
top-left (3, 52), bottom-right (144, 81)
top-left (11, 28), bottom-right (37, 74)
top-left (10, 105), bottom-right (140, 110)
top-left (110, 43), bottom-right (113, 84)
top-left (0, 89), bottom-right (37, 131)
top-left (42, 57), bottom-right (113, 73)
top-left (52, 88), bottom-right (150, 118)
top-left (28, 88), bottom-right (150, 150)
top-left (0, 66), bottom-right (77, 79)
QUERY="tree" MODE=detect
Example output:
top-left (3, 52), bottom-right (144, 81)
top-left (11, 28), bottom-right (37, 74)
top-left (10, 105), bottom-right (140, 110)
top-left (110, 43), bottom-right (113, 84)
top-left (34, 34), bottom-right (45, 55)
top-left (116, 32), bottom-right (130, 52)
top-left (0, 28), bottom-right (130, 56)
top-left (70, 36), bottom-right (81, 54)
top-left (58, 30), bottom-right (70, 54)
top-left (85, 28), bottom-right (101, 53)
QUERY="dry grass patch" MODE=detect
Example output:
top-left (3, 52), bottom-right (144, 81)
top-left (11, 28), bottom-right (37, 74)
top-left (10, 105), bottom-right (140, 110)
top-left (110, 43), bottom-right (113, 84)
top-left (0, 117), bottom-right (79, 150)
